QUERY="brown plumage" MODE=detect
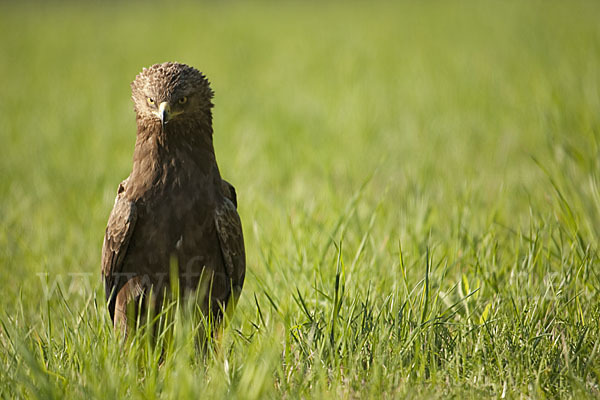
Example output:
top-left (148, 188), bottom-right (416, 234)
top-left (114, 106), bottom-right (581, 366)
top-left (101, 62), bottom-right (245, 332)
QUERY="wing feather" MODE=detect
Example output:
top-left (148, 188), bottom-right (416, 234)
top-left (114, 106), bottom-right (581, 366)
top-left (214, 181), bottom-right (245, 299)
top-left (221, 179), bottom-right (237, 208)
top-left (101, 178), bottom-right (137, 321)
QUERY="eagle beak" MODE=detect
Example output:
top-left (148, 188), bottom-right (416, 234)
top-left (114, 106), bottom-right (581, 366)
top-left (157, 101), bottom-right (170, 130)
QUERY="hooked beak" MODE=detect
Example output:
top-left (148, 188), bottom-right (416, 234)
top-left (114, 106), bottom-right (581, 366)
top-left (153, 101), bottom-right (183, 130)
top-left (157, 102), bottom-right (169, 130)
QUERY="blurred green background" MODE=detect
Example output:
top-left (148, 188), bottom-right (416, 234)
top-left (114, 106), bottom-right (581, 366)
top-left (0, 1), bottom-right (599, 398)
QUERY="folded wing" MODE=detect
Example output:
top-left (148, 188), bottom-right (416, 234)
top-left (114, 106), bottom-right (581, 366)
top-left (214, 181), bottom-right (246, 300)
top-left (101, 178), bottom-right (137, 321)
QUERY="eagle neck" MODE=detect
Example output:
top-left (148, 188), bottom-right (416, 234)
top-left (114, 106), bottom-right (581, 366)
top-left (129, 116), bottom-right (219, 198)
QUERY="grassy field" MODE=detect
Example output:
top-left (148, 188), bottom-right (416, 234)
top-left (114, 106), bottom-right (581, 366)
top-left (1, 1), bottom-right (599, 398)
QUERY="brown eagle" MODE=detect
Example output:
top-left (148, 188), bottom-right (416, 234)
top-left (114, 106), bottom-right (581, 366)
top-left (101, 62), bottom-right (245, 332)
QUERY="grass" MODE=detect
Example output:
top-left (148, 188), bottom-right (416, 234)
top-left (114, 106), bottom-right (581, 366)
top-left (1, 0), bottom-right (599, 398)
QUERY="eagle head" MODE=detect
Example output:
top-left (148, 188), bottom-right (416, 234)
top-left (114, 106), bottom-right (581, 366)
top-left (130, 62), bottom-right (214, 130)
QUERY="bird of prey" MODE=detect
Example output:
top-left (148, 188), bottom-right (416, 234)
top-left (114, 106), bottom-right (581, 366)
top-left (101, 62), bottom-right (245, 333)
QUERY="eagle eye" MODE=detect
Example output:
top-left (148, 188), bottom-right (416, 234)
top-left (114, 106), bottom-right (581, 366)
top-left (147, 98), bottom-right (155, 106)
top-left (178, 96), bottom-right (188, 105)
